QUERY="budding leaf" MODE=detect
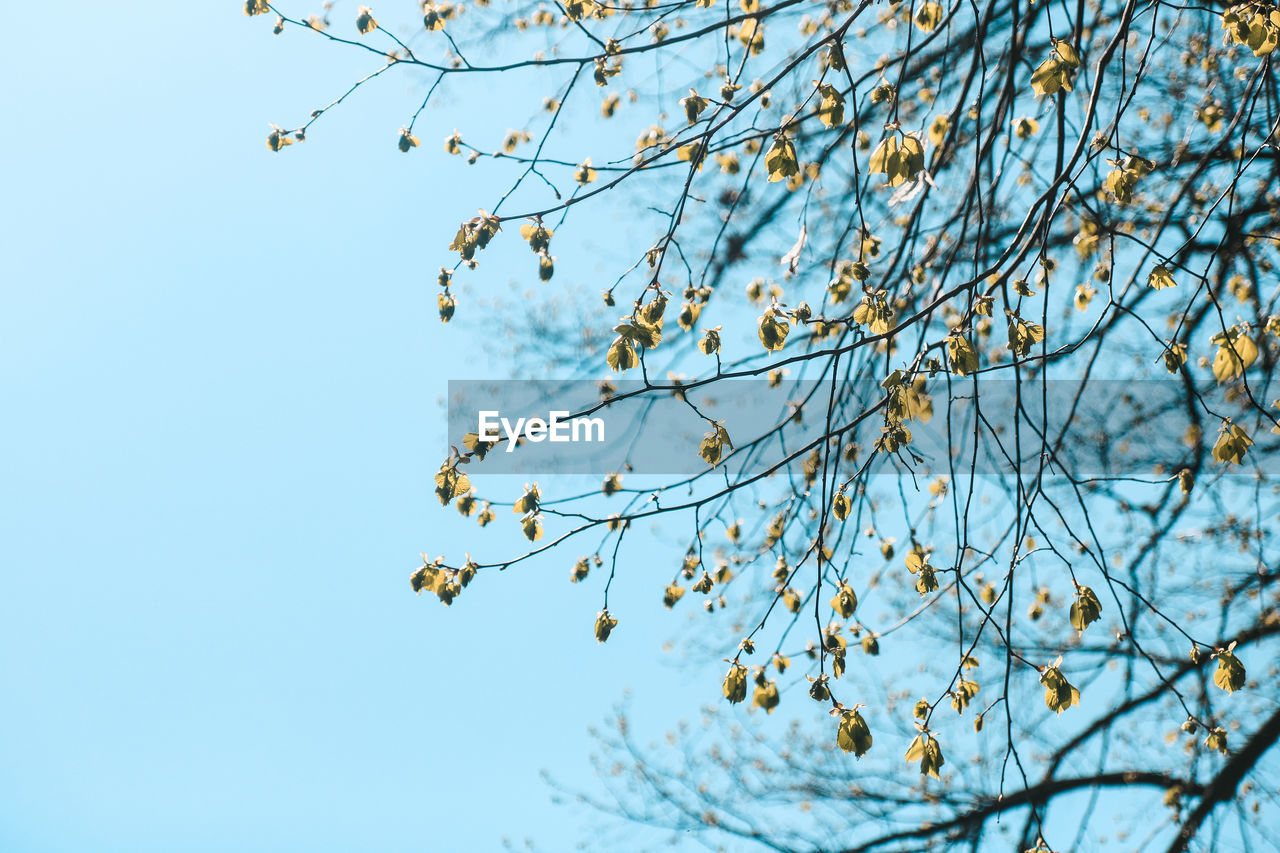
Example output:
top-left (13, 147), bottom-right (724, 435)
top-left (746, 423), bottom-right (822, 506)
top-left (397, 127), bottom-right (420, 152)
top-left (758, 309), bottom-right (790, 351)
top-left (1204, 727), bottom-right (1229, 754)
top-left (913, 1), bottom-right (944, 31)
top-left (1040, 665), bottom-right (1081, 713)
top-left (1030, 39), bottom-right (1081, 97)
top-left (699, 423), bottom-right (733, 466)
top-left (837, 709), bottom-right (873, 757)
top-left (1213, 650), bottom-right (1246, 694)
top-left (680, 89), bottom-right (708, 124)
top-left (765, 134), bottom-right (799, 183)
top-left (1148, 265), bottom-right (1177, 290)
top-left (947, 334), bottom-right (979, 376)
top-left (1212, 421), bottom-right (1253, 465)
top-left (816, 82), bottom-right (844, 128)
top-left (513, 484), bottom-right (541, 515)
top-left (905, 733), bottom-right (944, 779)
top-left (434, 463), bottom-right (471, 506)
top-left (521, 513), bottom-right (543, 541)
top-left (1069, 585), bottom-right (1102, 633)
top-left (753, 680), bottom-right (780, 713)
top-left (594, 610), bottom-right (618, 642)
top-left (830, 582), bottom-right (858, 618)
top-left (1007, 315), bottom-right (1045, 357)
top-left (868, 133), bottom-right (925, 187)
top-left (698, 327), bottom-right (722, 355)
top-left (356, 6), bottom-right (378, 34)
top-left (606, 336), bottom-right (640, 372)
top-left (723, 663), bottom-right (748, 703)
top-left (1211, 328), bottom-right (1259, 383)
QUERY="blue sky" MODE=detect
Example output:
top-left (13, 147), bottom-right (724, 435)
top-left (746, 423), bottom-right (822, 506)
top-left (0, 5), bottom-right (729, 850)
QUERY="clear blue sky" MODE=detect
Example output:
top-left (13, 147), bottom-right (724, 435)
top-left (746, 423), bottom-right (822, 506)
top-left (0, 5), bottom-right (724, 851)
